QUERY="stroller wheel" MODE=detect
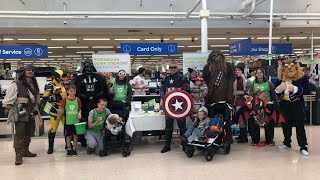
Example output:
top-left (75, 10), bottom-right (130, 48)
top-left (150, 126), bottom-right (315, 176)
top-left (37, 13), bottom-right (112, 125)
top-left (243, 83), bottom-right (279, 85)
top-left (223, 143), bottom-right (231, 155)
top-left (186, 146), bottom-right (195, 158)
top-left (204, 148), bottom-right (214, 161)
top-left (122, 149), bottom-right (130, 157)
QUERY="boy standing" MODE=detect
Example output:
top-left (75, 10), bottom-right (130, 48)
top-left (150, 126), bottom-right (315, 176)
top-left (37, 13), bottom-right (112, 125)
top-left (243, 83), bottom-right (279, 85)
top-left (60, 83), bottom-right (82, 157)
top-left (85, 98), bottom-right (112, 156)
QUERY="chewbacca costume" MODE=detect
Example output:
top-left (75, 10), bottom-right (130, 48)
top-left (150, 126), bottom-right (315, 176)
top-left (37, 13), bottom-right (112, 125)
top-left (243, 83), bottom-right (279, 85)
top-left (203, 50), bottom-right (234, 143)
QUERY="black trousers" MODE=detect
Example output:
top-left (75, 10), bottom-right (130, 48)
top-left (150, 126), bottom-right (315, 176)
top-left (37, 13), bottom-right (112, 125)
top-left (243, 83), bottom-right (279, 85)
top-left (164, 116), bottom-right (186, 146)
top-left (248, 119), bottom-right (274, 144)
top-left (280, 100), bottom-right (308, 150)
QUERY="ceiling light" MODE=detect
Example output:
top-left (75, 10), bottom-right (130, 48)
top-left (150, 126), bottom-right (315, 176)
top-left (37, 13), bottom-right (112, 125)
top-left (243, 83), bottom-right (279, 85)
top-left (114, 38), bottom-right (140, 41)
top-left (223, 54), bottom-right (230, 55)
top-left (284, 37), bottom-right (307, 40)
top-left (17, 38), bottom-right (47, 41)
top-left (174, 38), bottom-right (199, 41)
top-left (2, 38), bottom-right (13, 40)
top-left (77, 51), bottom-right (95, 54)
top-left (293, 49), bottom-right (302, 51)
top-left (73, 58), bottom-right (83, 60)
top-left (303, 48), bottom-right (311, 50)
top-left (136, 55), bottom-right (151, 57)
top-left (66, 46), bottom-right (89, 48)
top-left (208, 38), bottom-right (227, 40)
top-left (135, 58), bottom-right (148, 60)
top-left (210, 45), bottom-right (229, 47)
top-left (92, 46), bottom-right (113, 48)
top-left (5, 59), bottom-right (21, 60)
top-left (154, 55), bottom-right (168, 56)
top-left (83, 55), bottom-right (92, 57)
top-left (48, 52), bottom-right (52, 54)
top-left (48, 56), bottom-right (63, 58)
top-left (178, 46), bottom-right (185, 48)
top-left (188, 45), bottom-right (201, 48)
top-left (57, 58), bottom-right (71, 60)
top-left (230, 37), bottom-right (253, 40)
top-left (40, 58), bottom-right (55, 60)
top-left (257, 37), bottom-right (281, 40)
top-left (20, 61), bottom-right (34, 63)
top-left (83, 38), bottom-right (110, 41)
top-left (65, 55), bottom-right (82, 57)
top-left (144, 38), bottom-right (170, 41)
top-left (48, 47), bottom-right (63, 49)
top-left (220, 50), bottom-right (229, 52)
top-left (51, 38), bottom-right (77, 41)
top-left (294, 51), bottom-right (304, 54)
top-left (171, 54), bottom-right (182, 56)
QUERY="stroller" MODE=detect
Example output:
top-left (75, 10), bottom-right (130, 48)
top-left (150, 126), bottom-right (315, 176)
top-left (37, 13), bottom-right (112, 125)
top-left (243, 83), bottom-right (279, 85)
top-left (184, 102), bottom-right (233, 161)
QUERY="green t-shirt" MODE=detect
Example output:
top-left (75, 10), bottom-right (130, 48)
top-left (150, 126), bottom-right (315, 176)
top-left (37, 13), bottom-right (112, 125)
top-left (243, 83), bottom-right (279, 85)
top-left (65, 97), bottom-right (79, 125)
top-left (92, 109), bottom-right (106, 133)
top-left (113, 83), bottom-right (128, 101)
top-left (253, 81), bottom-right (271, 102)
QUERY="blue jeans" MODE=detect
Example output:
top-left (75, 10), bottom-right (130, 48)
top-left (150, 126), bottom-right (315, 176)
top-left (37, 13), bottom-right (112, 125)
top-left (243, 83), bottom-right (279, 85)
top-left (184, 127), bottom-right (203, 138)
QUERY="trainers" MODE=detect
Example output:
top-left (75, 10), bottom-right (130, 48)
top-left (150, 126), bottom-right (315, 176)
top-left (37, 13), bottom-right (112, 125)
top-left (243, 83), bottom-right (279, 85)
top-left (72, 149), bottom-right (78, 157)
top-left (278, 144), bottom-right (290, 150)
top-left (267, 141), bottom-right (275, 146)
top-left (301, 150), bottom-right (309, 156)
top-left (251, 142), bottom-right (257, 146)
top-left (66, 150), bottom-right (72, 157)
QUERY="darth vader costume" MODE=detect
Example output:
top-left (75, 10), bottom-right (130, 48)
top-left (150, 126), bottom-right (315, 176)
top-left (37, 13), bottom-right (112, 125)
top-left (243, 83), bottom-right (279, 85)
top-left (74, 60), bottom-right (108, 146)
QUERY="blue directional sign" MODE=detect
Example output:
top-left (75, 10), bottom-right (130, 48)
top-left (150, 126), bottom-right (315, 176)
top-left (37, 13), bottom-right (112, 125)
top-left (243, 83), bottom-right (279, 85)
top-left (0, 46), bottom-right (48, 58)
top-left (120, 43), bottom-right (178, 55)
top-left (250, 43), bottom-right (292, 55)
top-left (229, 38), bottom-right (252, 56)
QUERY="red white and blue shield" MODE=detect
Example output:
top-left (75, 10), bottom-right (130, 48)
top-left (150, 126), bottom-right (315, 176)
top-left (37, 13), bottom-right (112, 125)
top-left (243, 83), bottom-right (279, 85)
top-left (162, 89), bottom-right (194, 120)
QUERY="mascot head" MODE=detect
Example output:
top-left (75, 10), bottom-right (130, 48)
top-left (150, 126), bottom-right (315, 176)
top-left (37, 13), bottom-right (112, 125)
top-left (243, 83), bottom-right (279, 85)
top-left (82, 60), bottom-right (97, 73)
top-left (278, 58), bottom-right (304, 81)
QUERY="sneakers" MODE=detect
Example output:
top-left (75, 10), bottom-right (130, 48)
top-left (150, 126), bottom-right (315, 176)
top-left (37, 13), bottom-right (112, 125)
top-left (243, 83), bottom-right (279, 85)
top-left (278, 144), bottom-right (291, 150)
top-left (66, 149), bottom-right (78, 157)
top-left (301, 149), bottom-right (309, 156)
top-left (266, 141), bottom-right (275, 146)
top-left (251, 142), bottom-right (257, 146)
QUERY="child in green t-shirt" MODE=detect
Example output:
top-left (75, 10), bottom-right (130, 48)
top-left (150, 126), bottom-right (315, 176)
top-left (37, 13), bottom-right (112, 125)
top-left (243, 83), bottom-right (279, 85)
top-left (85, 98), bottom-right (111, 157)
top-left (60, 83), bottom-right (82, 157)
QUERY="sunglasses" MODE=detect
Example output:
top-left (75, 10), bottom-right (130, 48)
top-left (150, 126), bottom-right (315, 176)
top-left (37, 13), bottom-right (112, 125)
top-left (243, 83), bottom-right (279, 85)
top-left (169, 67), bottom-right (177, 69)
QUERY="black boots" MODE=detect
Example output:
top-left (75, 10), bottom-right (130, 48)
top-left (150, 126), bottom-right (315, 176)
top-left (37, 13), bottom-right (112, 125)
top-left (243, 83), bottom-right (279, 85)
top-left (161, 130), bottom-right (173, 153)
top-left (47, 131), bottom-right (56, 154)
top-left (237, 128), bottom-right (248, 143)
top-left (15, 148), bottom-right (23, 165)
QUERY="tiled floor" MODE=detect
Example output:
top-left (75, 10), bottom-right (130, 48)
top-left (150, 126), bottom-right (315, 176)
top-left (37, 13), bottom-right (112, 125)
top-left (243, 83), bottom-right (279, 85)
top-left (0, 126), bottom-right (319, 180)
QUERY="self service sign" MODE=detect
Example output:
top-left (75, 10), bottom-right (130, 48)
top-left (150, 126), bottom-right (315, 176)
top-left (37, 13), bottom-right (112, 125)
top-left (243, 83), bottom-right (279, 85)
top-left (0, 46), bottom-right (48, 59)
top-left (120, 43), bottom-right (178, 55)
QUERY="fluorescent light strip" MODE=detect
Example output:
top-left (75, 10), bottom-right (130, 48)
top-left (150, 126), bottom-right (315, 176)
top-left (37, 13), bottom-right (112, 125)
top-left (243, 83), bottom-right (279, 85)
top-left (210, 45), bottom-right (229, 47)
top-left (5, 59), bottom-right (21, 60)
top-left (66, 46), bottom-right (89, 49)
top-left (3, 38), bottom-right (13, 40)
top-left (154, 55), bottom-right (168, 57)
top-left (49, 56), bottom-right (63, 58)
top-left (48, 47), bottom-right (63, 49)
top-left (83, 55), bottom-right (92, 57)
top-left (92, 46), bottom-right (113, 48)
top-left (208, 38), bottom-right (227, 40)
top-left (136, 55), bottom-right (151, 57)
top-left (114, 38), bottom-right (140, 41)
top-left (178, 46), bottom-right (185, 48)
top-left (51, 38), bottom-right (77, 41)
top-left (57, 58), bottom-right (71, 60)
top-left (73, 58), bottom-right (83, 60)
top-left (220, 50), bottom-right (229, 52)
top-left (230, 37), bottom-right (253, 40)
top-left (65, 55), bottom-right (81, 57)
top-left (144, 38), bottom-right (170, 41)
top-left (40, 58), bottom-right (55, 60)
top-left (48, 52), bottom-right (52, 54)
top-left (257, 37), bottom-right (281, 40)
top-left (188, 45), bottom-right (201, 48)
top-left (293, 49), bottom-right (302, 51)
top-left (20, 61), bottom-right (34, 63)
top-left (77, 51), bottom-right (95, 54)
top-left (83, 38), bottom-right (110, 41)
top-left (174, 38), bottom-right (199, 41)
top-left (294, 51), bottom-right (304, 54)
top-left (284, 37), bottom-right (307, 40)
top-left (17, 38), bottom-right (47, 41)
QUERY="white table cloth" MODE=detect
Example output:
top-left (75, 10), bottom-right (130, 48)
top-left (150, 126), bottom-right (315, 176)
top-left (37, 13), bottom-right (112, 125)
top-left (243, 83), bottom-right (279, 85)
top-left (125, 111), bottom-right (193, 137)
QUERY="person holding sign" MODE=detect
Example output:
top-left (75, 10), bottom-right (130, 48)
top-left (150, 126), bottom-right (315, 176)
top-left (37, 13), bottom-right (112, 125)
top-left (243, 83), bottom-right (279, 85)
top-left (132, 67), bottom-right (148, 95)
top-left (85, 98), bottom-right (112, 156)
top-left (2, 64), bottom-right (41, 165)
top-left (59, 83), bottom-right (82, 157)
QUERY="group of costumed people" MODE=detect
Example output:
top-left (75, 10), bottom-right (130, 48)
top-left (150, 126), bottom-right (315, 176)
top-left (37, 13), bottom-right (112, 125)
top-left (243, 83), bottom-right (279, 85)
top-left (2, 51), bottom-right (310, 165)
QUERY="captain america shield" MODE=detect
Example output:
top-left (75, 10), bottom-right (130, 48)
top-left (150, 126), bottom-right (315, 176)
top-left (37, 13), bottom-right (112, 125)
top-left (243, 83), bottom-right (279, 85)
top-left (162, 89), bottom-right (194, 120)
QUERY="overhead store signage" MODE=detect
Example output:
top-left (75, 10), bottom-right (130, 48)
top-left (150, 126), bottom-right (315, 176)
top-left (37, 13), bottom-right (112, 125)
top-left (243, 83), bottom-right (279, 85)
top-left (0, 46), bottom-right (48, 58)
top-left (229, 39), bottom-right (292, 56)
top-left (120, 43), bottom-right (178, 55)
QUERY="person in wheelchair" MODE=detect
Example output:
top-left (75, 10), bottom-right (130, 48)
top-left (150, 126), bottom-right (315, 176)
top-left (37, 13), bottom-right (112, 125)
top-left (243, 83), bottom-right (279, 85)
top-left (183, 106), bottom-right (210, 143)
